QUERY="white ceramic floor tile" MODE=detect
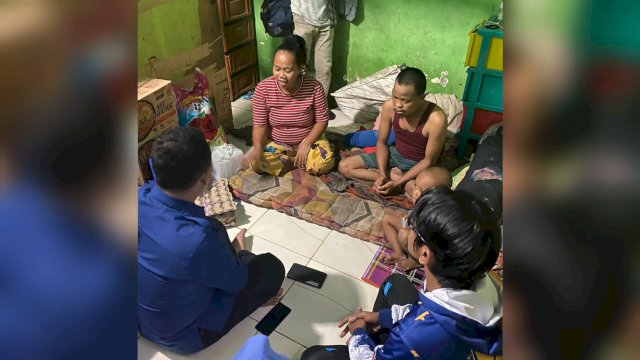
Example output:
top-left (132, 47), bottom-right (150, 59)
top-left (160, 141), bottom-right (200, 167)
top-left (276, 284), bottom-right (351, 347)
top-left (224, 203), bottom-right (269, 243)
top-left (248, 234), bottom-right (309, 321)
top-left (249, 210), bottom-right (328, 258)
top-left (291, 346), bottom-right (307, 360)
top-left (312, 231), bottom-right (376, 279)
top-left (235, 201), bottom-right (269, 230)
top-left (248, 234), bottom-right (310, 269)
top-left (364, 241), bottom-right (382, 254)
top-left (138, 338), bottom-right (173, 360)
top-left (268, 332), bottom-right (303, 359)
top-left (305, 260), bottom-right (379, 313)
top-left (138, 317), bottom-right (258, 360)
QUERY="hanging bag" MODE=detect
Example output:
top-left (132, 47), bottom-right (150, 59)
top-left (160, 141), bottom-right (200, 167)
top-left (261, 0), bottom-right (294, 37)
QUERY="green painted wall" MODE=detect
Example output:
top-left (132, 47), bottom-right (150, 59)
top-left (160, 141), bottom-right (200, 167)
top-left (254, 0), bottom-right (501, 98)
top-left (138, 0), bottom-right (202, 72)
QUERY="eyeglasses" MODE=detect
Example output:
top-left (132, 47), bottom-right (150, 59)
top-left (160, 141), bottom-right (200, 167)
top-left (402, 216), bottom-right (427, 244)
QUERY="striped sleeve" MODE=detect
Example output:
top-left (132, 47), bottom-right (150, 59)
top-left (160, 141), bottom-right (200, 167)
top-left (252, 81), bottom-right (268, 126)
top-left (313, 81), bottom-right (330, 123)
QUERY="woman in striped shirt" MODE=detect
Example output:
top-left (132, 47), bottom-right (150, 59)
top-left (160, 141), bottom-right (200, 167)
top-left (244, 35), bottom-right (335, 176)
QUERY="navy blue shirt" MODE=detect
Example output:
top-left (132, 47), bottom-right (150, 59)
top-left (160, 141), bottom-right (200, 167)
top-left (138, 181), bottom-right (249, 354)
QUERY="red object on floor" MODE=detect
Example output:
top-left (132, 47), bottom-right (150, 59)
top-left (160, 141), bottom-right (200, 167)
top-left (363, 146), bottom-right (376, 154)
top-left (461, 105), bottom-right (503, 136)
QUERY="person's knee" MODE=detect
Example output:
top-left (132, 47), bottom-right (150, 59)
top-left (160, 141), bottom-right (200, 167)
top-left (259, 253), bottom-right (285, 286)
top-left (338, 159), bottom-right (352, 176)
top-left (416, 168), bottom-right (451, 190)
top-left (301, 345), bottom-right (346, 360)
top-left (308, 155), bottom-right (335, 175)
top-left (265, 253), bottom-right (285, 276)
top-left (300, 345), bottom-right (322, 360)
top-left (385, 273), bottom-right (408, 286)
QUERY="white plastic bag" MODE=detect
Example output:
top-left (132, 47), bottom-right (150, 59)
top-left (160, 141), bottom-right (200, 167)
top-left (211, 143), bottom-right (244, 179)
top-left (331, 65), bottom-right (402, 123)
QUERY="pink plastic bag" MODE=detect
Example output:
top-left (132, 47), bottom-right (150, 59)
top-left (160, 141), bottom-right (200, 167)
top-left (172, 68), bottom-right (221, 141)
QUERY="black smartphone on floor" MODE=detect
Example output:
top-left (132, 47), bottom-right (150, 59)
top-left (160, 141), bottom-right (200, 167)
top-left (255, 302), bottom-right (291, 336)
top-left (286, 263), bottom-right (327, 289)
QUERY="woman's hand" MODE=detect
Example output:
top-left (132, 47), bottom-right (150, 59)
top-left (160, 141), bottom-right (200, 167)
top-left (243, 147), bottom-right (262, 170)
top-left (294, 141), bottom-right (312, 169)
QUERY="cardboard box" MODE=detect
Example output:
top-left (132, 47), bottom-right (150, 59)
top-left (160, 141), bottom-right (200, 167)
top-left (138, 79), bottom-right (179, 185)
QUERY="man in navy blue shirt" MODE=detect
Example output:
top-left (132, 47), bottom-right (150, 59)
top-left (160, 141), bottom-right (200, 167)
top-left (138, 127), bottom-right (285, 354)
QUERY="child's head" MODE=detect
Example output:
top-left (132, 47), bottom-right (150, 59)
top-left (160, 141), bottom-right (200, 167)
top-left (273, 35), bottom-right (307, 91)
top-left (150, 127), bottom-right (212, 193)
top-left (392, 67), bottom-right (427, 116)
top-left (407, 186), bottom-right (502, 289)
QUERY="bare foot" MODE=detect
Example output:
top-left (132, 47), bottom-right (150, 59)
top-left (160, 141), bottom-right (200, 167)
top-left (231, 229), bottom-right (247, 253)
top-left (396, 257), bottom-right (421, 272)
top-left (404, 180), bottom-right (423, 204)
top-left (390, 167), bottom-right (404, 181)
top-left (382, 251), bottom-right (407, 265)
top-left (261, 288), bottom-right (284, 307)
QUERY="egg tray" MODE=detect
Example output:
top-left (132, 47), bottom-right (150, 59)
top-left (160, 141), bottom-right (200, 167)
top-left (195, 178), bottom-right (237, 226)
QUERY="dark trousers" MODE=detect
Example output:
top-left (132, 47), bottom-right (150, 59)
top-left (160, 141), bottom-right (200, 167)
top-left (301, 274), bottom-right (418, 360)
top-left (199, 251), bottom-right (285, 347)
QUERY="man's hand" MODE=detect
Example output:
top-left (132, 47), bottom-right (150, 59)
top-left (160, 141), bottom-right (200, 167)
top-left (373, 174), bottom-right (389, 191)
top-left (376, 179), bottom-right (398, 195)
top-left (294, 141), bottom-right (311, 169)
top-left (338, 309), bottom-right (380, 340)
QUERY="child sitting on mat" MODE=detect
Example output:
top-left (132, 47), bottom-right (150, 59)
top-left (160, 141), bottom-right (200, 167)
top-left (381, 211), bottom-right (420, 271)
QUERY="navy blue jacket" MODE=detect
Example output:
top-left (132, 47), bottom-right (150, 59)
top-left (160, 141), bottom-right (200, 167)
top-left (137, 182), bottom-right (248, 354)
top-left (349, 274), bottom-right (503, 359)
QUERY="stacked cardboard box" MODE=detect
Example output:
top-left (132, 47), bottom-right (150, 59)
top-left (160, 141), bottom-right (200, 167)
top-left (137, 79), bottom-right (179, 185)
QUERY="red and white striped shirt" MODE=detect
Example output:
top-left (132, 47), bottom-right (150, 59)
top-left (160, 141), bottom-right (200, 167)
top-left (253, 76), bottom-right (329, 145)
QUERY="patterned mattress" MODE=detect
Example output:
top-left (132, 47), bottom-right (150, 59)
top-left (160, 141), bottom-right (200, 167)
top-left (229, 168), bottom-right (408, 246)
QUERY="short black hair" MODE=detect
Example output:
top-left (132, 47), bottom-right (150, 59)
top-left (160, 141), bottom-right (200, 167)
top-left (275, 35), bottom-right (308, 69)
top-left (410, 186), bottom-right (502, 289)
top-left (150, 127), bottom-right (211, 192)
top-left (396, 67), bottom-right (427, 96)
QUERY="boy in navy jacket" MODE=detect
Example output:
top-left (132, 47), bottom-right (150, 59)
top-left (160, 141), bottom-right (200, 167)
top-left (302, 186), bottom-right (502, 359)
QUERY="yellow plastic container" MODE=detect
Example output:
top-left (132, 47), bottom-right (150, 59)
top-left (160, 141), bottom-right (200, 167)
top-left (465, 31), bottom-right (503, 71)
